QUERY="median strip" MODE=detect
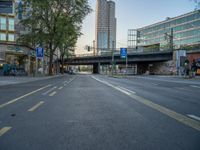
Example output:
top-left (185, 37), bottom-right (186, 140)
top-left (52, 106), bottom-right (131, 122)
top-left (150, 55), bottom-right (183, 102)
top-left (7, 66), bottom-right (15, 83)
top-left (91, 76), bottom-right (200, 132)
top-left (28, 101), bottom-right (44, 112)
top-left (0, 127), bottom-right (12, 137)
top-left (0, 85), bottom-right (51, 109)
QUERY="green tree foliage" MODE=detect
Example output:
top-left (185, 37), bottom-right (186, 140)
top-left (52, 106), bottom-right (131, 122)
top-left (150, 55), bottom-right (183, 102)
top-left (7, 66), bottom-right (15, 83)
top-left (18, 0), bottom-right (91, 75)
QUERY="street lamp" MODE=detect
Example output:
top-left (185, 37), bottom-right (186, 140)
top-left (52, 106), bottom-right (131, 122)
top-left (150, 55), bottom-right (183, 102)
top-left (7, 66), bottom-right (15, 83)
top-left (111, 41), bottom-right (115, 75)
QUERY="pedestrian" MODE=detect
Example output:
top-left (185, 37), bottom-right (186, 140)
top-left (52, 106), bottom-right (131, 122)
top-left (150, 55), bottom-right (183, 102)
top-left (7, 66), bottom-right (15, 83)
top-left (191, 59), bottom-right (197, 78)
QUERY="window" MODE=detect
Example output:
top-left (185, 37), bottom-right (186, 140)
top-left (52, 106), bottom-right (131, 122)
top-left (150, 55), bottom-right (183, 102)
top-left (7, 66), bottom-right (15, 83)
top-left (8, 18), bottom-right (14, 31)
top-left (0, 33), bottom-right (6, 41)
top-left (8, 34), bottom-right (14, 41)
top-left (0, 17), bottom-right (6, 30)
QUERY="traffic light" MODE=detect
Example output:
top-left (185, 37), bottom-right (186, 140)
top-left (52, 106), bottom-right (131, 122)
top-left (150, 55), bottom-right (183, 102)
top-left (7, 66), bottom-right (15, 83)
top-left (87, 46), bottom-right (90, 52)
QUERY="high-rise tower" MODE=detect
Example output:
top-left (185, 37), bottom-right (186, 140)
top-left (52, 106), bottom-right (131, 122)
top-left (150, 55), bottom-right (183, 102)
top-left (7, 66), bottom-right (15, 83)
top-left (95, 0), bottom-right (116, 53)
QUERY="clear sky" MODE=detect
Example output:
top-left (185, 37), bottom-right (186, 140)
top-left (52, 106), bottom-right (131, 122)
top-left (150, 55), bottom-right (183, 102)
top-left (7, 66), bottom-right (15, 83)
top-left (76, 0), bottom-right (196, 54)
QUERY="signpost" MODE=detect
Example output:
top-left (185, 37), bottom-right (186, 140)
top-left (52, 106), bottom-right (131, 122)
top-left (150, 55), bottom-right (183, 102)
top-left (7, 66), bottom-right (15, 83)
top-left (120, 48), bottom-right (128, 75)
top-left (36, 47), bottom-right (44, 76)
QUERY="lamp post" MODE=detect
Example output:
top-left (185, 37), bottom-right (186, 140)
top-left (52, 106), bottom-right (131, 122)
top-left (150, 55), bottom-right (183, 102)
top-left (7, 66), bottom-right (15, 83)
top-left (111, 41), bottom-right (115, 75)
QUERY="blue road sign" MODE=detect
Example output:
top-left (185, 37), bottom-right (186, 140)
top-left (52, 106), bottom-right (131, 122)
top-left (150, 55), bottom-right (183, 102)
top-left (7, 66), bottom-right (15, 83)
top-left (18, 1), bottom-right (23, 20)
top-left (120, 48), bottom-right (127, 59)
top-left (36, 47), bottom-right (44, 58)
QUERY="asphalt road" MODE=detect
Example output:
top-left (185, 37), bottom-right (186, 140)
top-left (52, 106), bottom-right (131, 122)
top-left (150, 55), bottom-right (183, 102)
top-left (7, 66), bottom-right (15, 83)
top-left (0, 74), bottom-right (200, 150)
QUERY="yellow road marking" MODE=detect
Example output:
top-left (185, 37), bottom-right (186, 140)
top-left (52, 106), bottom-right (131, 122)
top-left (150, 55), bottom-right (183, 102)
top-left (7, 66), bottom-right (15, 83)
top-left (129, 94), bottom-right (200, 132)
top-left (58, 86), bottom-right (63, 90)
top-left (0, 85), bottom-right (51, 109)
top-left (92, 76), bottom-right (200, 132)
top-left (49, 91), bottom-right (57, 97)
top-left (0, 127), bottom-right (12, 137)
top-left (28, 101), bottom-right (44, 112)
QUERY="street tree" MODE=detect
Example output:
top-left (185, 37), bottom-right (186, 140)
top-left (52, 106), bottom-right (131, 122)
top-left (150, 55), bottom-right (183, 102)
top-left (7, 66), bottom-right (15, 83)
top-left (18, 0), bottom-right (91, 75)
top-left (58, 20), bottom-right (80, 74)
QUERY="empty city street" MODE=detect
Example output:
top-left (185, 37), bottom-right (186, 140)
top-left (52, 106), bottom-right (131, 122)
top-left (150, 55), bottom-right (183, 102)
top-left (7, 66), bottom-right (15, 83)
top-left (0, 74), bottom-right (200, 150)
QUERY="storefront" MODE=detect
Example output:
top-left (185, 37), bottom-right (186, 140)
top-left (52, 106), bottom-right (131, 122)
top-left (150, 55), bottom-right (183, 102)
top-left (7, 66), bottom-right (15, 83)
top-left (0, 43), bottom-right (36, 76)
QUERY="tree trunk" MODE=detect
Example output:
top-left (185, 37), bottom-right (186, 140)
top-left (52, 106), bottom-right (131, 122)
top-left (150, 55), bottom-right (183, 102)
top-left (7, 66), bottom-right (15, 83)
top-left (48, 43), bottom-right (53, 75)
top-left (61, 55), bottom-right (64, 74)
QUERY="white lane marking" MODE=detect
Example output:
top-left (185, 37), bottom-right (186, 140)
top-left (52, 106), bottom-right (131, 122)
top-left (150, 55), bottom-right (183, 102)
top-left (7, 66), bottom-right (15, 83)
top-left (42, 86), bottom-right (57, 95)
top-left (187, 114), bottom-right (200, 121)
top-left (0, 85), bottom-right (51, 109)
top-left (114, 87), bottom-right (132, 96)
top-left (64, 77), bottom-right (76, 85)
top-left (58, 86), bottom-right (63, 90)
top-left (49, 91), bottom-right (57, 97)
top-left (91, 76), bottom-right (135, 96)
top-left (91, 76), bottom-right (200, 131)
top-left (0, 127), bottom-right (12, 137)
top-left (190, 85), bottom-right (200, 89)
top-left (118, 86), bottom-right (136, 94)
top-left (28, 101), bottom-right (44, 112)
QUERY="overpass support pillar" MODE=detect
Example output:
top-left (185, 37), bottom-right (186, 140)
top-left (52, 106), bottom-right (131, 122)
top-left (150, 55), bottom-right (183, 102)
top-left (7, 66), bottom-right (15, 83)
top-left (93, 63), bottom-right (100, 74)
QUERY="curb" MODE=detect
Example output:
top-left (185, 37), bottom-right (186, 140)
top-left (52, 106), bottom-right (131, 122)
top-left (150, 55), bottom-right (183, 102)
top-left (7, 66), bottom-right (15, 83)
top-left (0, 74), bottom-right (67, 86)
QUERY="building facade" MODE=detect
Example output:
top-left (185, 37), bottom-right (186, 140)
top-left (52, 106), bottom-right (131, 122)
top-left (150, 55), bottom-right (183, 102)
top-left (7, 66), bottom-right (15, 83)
top-left (95, 0), bottom-right (116, 53)
top-left (128, 10), bottom-right (200, 52)
top-left (0, 0), bottom-right (16, 65)
top-left (0, 0), bottom-right (38, 76)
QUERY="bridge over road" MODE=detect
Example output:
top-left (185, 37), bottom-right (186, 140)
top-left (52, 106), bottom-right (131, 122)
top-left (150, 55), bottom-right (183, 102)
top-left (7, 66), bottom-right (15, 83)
top-left (64, 50), bottom-right (173, 74)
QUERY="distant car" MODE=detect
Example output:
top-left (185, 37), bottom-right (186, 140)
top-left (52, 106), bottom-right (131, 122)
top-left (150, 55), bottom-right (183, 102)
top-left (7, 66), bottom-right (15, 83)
top-left (64, 69), bottom-right (75, 75)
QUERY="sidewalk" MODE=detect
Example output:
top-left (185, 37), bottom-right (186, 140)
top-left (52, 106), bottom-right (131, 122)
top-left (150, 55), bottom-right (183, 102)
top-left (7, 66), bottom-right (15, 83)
top-left (108, 74), bottom-right (200, 85)
top-left (0, 74), bottom-right (65, 86)
top-left (128, 75), bottom-right (200, 85)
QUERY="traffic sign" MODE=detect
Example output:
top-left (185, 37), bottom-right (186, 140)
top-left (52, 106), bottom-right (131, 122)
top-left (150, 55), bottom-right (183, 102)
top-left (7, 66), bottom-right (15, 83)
top-left (36, 47), bottom-right (44, 58)
top-left (120, 48), bottom-right (127, 59)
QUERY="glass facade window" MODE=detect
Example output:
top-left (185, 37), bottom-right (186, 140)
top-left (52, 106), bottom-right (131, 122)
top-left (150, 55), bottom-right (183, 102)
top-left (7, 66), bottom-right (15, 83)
top-left (8, 18), bottom-right (14, 31)
top-left (0, 17), bottom-right (6, 30)
top-left (134, 11), bottom-right (200, 51)
top-left (8, 34), bottom-right (14, 41)
top-left (0, 33), bottom-right (6, 41)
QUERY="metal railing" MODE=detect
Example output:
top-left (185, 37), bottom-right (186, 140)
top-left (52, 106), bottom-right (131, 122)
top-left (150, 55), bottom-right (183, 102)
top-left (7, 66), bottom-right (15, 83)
top-left (75, 49), bottom-right (173, 58)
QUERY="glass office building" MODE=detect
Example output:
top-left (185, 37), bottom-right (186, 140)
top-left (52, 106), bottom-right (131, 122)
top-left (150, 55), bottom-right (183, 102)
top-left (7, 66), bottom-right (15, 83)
top-left (129, 10), bottom-right (200, 51)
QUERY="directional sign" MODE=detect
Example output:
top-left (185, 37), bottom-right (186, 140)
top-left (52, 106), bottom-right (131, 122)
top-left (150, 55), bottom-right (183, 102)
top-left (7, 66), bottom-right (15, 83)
top-left (36, 47), bottom-right (44, 58)
top-left (120, 48), bottom-right (127, 59)
top-left (18, 1), bottom-right (23, 19)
